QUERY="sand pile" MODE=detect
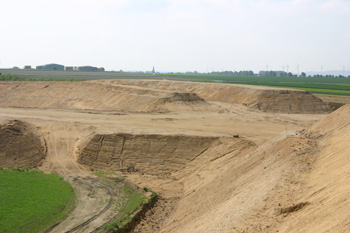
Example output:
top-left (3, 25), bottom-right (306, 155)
top-left (139, 105), bottom-right (350, 232)
top-left (273, 104), bottom-right (350, 232)
top-left (311, 103), bottom-right (350, 133)
top-left (0, 120), bottom-right (46, 168)
top-left (0, 81), bottom-right (221, 113)
top-left (100, 79), bottom-right (333, 113)
top-left (0, 80), bottom-right (332, 114)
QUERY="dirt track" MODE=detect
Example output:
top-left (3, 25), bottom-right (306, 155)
top-left (1, 80), bottom-right (349, 232)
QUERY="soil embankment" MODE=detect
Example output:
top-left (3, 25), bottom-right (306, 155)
top-left (0, 80), bottom-right (333, 114)
top-left (0, 120), bottom-right (46, 168)
top-left (0, 81), bottom-right (222, 113)
top-left (97, 80), bottom-right (334, 113)
top-left (78, 134), bottom-right (220, 176)
top-left (276, 104), bottom-right (350, 232)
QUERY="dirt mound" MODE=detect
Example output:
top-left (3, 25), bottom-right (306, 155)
top-left (0, 120), bottom-right (46, 168)
top-left (0, 81), bottom-right (220, 113)
top-left (156, 132), bottom-right (319, 233)
top-left (0, 80), bottom-right (332, 114)
top-left (156, 92), bottom-right (207, 104)
top-left (78, 133), bottom-right (220, 176)
top-left (311, 103), bottom-right (350, 133)
top-left (275, 103), bottom-right (350, 232)
top-left (101, 79), bottom-right (333, 114)
top-left (150, 105), bottom-right (350, 232)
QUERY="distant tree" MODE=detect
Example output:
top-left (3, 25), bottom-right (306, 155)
top-left (265, 71), bottom-right (276, 77)
top-left (300, 72), bottom-right (306, 77)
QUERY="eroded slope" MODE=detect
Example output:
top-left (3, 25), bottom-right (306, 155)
top-left (0, 120), bottom-right (46, 168)
top-left (78, 133), bottom-right (220, 176)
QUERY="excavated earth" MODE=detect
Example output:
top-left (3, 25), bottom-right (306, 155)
top-left (0, 120), bottom-right (46, 168)
top-left (1, 80), bottom-right (349, 233)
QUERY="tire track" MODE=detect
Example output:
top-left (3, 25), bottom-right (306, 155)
top-left (90, 198), bottom-right (131, 233)
top-left (64, 179), bottom-right (114, 233)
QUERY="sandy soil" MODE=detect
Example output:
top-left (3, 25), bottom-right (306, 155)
top-left (1, 80), bottom-right (349, 232)
top-left (0, 104), bottom-right (324, 232)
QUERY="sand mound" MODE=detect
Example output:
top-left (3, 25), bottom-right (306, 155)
top-left (311, 103), bottom-right (350, 133)
top-left (152, 132), bottom-right (318, 232)
top-left (0, 80), bottom-right (332, 114)
top-left (100, 80), bottom-right (333, 114)
top-left (78, 133), bottom-right (220, 176)
top-left (0, 120), bottom-right (46, 168)
top-left (273, 103), bottom-right (350, 232)
top-left (152, 105), bottom-right (350, 232)
top-left (0, 81), bottom-right (220, 113)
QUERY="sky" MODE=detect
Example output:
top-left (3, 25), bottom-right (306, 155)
top-left (0, 0), bottom-right (349, 74)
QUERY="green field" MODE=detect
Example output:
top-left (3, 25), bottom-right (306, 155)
top-left (1, 69), bottom-right (350, 96)
top-left (0, 169), bottom-right (75, 233)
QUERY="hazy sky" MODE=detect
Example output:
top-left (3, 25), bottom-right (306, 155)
top-left (1, 0), bottom-right (349, 73)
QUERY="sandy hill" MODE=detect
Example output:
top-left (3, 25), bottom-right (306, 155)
top-left (0, 80), bottom-right (332, 114)
top-left (282, 104), bottom-right (350, 232)
top-left (130, 104), bottom-right (350, 232)
top-left (0, 81), bottom-right (225, 113)
top-left (96, 79), bottom-right (333, 114)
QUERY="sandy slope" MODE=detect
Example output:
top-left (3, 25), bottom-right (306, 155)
top-left (2, 80), bottom-right (349, 232)
top-left (0, 80), bottom-right (333, 114)
top-left (95, 80), bottom-right (333, 113)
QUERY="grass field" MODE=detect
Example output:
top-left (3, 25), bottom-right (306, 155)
top-left (2, 69), bottom-right (350, 96)
top-left (0, 169), bottom-right (75, 233)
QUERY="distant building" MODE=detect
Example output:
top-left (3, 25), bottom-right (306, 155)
top-left (24, 65), bottom-right (31, 70)
top-left (76, 66), bottom-right (103, 72)
top-left (65, 66), bottom-right (74, 71)
top-left (36, 63), bottom-right (64, 71)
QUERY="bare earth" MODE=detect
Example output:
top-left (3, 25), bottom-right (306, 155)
top-left (1, 80), bottom-right (349, 233)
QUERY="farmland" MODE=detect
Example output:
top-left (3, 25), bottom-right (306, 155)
top-left (1, 69), bottom-right (350, 96)
top-left (0, 169), bottom-right (75, 233)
